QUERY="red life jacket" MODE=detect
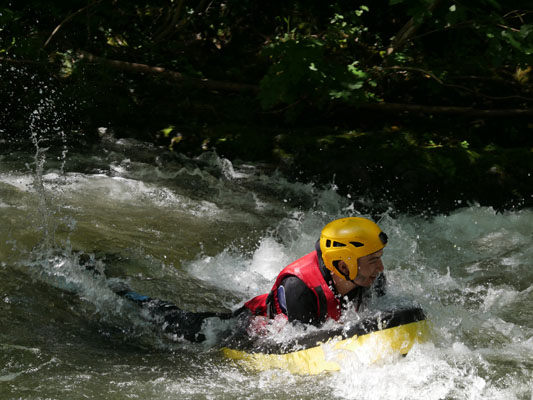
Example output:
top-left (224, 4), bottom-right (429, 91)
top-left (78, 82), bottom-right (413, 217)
top-left (244, 251), bottom-right (341, 321)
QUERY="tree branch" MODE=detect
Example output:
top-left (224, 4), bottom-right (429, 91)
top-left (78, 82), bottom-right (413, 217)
top-left (387, 0), bottom-right (445, 56)
top-left (0, 56), bottom-right (45, 65)
top-left (153, 0), bottom-right (186, 42)
top-left (3, 55), bottom-right (531, 117)
top-left (381, 66), bottom-right (533, 102)
top-left (76, 51), bottom-right (259, 93)
top-left (43, 0), bottom-right (102, 48)
top-left (381, 66), bottom-right (444, 84)
top-left (357, 102), bottom-right (533, 117)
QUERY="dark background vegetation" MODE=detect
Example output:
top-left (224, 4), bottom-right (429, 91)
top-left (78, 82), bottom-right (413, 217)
top-left (1, 0), bottom-right (532, 213)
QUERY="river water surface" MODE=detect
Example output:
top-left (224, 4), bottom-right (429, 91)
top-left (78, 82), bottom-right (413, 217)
top-left (1, 135), bottom-right (532, 400)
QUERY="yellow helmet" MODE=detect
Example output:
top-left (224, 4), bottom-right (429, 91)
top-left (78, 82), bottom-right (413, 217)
top-left (320, 217), bottom-right (388, 281)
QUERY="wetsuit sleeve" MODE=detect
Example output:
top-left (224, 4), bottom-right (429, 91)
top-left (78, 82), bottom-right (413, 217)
top-left (119, 291), bottom-right (232, 343)
top-left (280, 276), bottom-right (320, 325)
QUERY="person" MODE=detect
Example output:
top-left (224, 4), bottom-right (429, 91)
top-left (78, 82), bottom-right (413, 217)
top-left (241, 216), bottom-right (387, 326)
top-left (116, 216), bottom-right (388, 341)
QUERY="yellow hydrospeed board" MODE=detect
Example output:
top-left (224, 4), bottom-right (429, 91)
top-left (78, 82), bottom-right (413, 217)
top-left (222, 307), bottom-right (430, 375)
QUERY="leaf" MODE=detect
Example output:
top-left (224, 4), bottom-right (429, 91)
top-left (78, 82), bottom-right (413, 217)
top-left (348, 63), bottom-right (367, 78)
top-left (106, 34), bottom-right (129, 47)
top-left (160, 126), bottom-right (176, 137)
top-left (347, 82), bottom-right (364, 90)
top-left (502, 25), bottom-right (533, 55)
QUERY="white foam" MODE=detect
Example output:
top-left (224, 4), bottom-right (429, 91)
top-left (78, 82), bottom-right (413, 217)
top-left (186, 237), bottom-right (290, 301)
top-left (1, 170), bottom-right (222, 218)
top-left (323, 340), bottom-right (521, 400)
top-left (248, 237), bottom-right (290, 282)
top-left (482, 286), bottom-right (519, 313)
top-left (0, 173), bottom-right (33, 191)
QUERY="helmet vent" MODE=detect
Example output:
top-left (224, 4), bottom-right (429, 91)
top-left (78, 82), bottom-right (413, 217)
top-left (350, 241), bottom-right (364, 248)
top-left (333, 241), bottom-right (346, 247)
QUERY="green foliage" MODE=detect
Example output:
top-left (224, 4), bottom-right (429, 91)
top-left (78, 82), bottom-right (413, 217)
top-left (1, 1), bottom-right (531, 115)
top-left (260, 39), bottom-right (318, 104)
top-left (258, 4), bottom-right (380, 114)
top-left (259, 38), bottom-right (334, 108)
top-left (502, 23), bottom-right (533, 57)
top-left (252, 0), bottom-right (533, 119)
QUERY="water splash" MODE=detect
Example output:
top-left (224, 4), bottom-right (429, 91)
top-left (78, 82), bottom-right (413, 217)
top-left (29, 102), bottom-right (55, 252)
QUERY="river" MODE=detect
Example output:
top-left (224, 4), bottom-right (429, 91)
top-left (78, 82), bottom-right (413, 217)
top-left (1, 133), bottom-right (532, 400)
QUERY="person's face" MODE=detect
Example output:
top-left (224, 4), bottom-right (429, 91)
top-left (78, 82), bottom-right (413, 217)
top-left (337, 249), bottom-right (384, 288)
top-left (353, 250), bottom-right (384, 287)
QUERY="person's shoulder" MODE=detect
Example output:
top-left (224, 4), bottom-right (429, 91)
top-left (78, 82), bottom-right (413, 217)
top-left (281, 275), bottom-right (309, 292)
top-left (281, 275), bottom-right (319, 324)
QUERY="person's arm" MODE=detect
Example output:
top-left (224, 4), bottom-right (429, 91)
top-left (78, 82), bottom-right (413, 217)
top-left (279, 276), bottom-right (321, 325)
top-left (115, 287), bottom-right (231, 342)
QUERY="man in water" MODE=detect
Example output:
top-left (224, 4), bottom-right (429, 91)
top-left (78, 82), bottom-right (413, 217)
top-left (117, 217), bottom-right (387, 341)
top-left (242, 216), bottom-right (387, 324)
